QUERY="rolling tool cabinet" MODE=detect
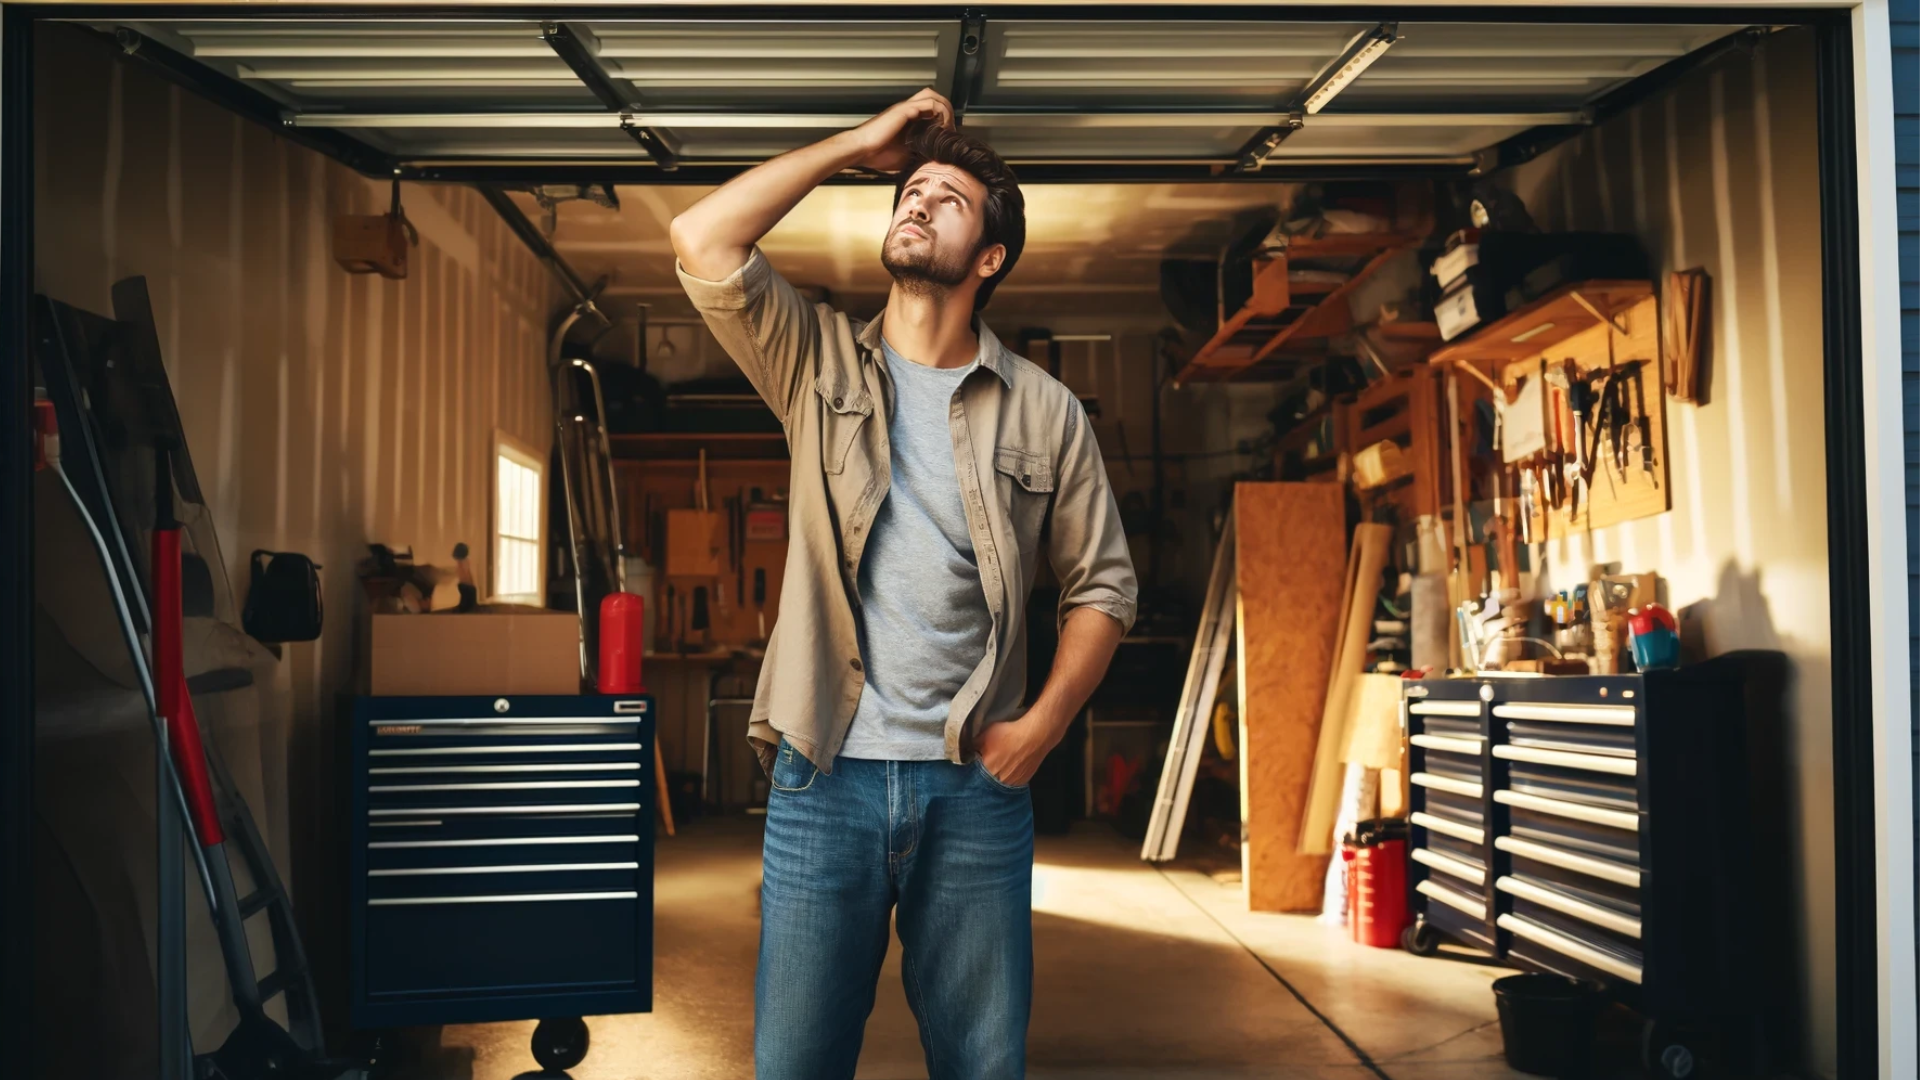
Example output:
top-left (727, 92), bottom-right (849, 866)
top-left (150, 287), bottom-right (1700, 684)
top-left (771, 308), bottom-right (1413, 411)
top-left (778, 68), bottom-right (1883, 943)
top-left (1402, 660), bottom-right (1764, 1074)
top-left (349, 693), bottom-right (655, 1056)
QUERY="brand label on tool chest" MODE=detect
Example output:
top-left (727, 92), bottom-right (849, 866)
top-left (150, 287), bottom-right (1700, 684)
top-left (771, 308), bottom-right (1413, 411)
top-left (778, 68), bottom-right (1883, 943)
top-left (375, 725), bottom-right (423, 736)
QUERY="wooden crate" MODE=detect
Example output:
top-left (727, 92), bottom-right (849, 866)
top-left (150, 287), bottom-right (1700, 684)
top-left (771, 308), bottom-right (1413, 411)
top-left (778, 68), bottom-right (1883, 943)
top-left (1339, 368), bottom-right (1446, 521)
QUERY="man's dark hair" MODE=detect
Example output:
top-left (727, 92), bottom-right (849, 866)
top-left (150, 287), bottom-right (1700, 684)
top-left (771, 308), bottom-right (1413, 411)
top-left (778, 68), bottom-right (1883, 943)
top-left (893, 124), bottom-right (1025, 313)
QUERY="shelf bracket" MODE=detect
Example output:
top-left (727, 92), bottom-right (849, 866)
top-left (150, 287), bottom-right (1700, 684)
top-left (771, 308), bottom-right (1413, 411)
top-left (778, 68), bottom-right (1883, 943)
top-left (1570, 291), bottom-right (1630, 337)
top-left (1450, 359), bottom-right (1503, 395)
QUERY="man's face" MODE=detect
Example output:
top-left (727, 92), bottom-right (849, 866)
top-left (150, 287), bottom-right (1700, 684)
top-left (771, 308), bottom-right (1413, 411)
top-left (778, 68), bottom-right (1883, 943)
top-left (881, 163), bottom-right (998, 294)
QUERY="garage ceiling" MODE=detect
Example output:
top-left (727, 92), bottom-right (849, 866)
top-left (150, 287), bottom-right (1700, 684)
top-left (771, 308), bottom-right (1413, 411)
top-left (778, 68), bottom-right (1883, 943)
top-left (510, 182), bottom-right (1319, 328)
top-left (92, 14), bottom-right (1747, 180)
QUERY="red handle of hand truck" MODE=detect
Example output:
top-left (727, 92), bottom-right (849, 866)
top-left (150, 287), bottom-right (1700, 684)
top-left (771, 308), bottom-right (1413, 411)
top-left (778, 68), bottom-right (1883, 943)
top-left (153, 526), bottom-right (225, 847)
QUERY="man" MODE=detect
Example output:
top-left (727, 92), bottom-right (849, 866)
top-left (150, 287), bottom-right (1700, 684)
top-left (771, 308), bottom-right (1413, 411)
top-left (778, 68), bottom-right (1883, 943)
top-left (671, 88), bottom-right (1138, 1080)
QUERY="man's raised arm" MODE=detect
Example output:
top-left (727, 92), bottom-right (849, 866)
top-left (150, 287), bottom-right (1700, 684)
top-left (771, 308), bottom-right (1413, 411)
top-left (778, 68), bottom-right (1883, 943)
top-left (669, 88), bottom-right (955, 280)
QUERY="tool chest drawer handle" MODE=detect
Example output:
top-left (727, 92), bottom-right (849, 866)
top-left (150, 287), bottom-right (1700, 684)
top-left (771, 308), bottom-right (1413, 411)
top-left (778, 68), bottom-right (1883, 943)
top-left (370, 716), bottom-right (644, 727)
top-left (1411, 811), bottom-right (1485, 845)
top-left (1494, 790), bottom-right (1639, 831)
top-left (1495, 836), bottom-right (1641, 887)
top-left (367, 890), bottom-right (639, 907)
top-left (1490, 704), bottom-right (1636, 727)
top-left (369, 835), bottom-right (643, 850)
top-left (369, 779), bottom-right (641, 793)
top-left (1412, 847), bottom-right (1486, 886)
top-left (369, 862), bottom-right (640, 877)
top-left (1497, 876), bottom-right (1642, 939)
top-left (1417, 880), bottom-right (1486, 919)
top-left (370, 763), bottom-right (641, 776)
top-left (1410, 701), bottom-right (1482, 718)
top-left (370, 742), bottom-right (643, 758)
top-left (1492, 745), bottom-right (1637, 776)
top-left (368, 802), bottom-right (642, 817)
top-left (1410, 734), bottom-right (1483, 755)
top-left (1497, 914), bottom-right (1643, 984)
top-left (370, 714), bottom-right (648, 722)
top-left (1411, 772), bottom-right (1483, 799)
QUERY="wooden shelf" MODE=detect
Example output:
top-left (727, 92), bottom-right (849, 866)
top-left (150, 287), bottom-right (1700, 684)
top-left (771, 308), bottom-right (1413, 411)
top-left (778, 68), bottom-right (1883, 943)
top-left (1372, 321), bottom-right (1443, 344)
top-left (1427, 280), bottom-right (1654, 372)
top-left (645, 650), bottom-right (763, 662)
top-left (1274, 399), bottom-right (1338, 453)
top-left (1341, 368), bottom-right (1446, 519)
top-left (1172, 232), bottom-right (1423, 385)
top-left (611, 432), bottom-right (788, 461)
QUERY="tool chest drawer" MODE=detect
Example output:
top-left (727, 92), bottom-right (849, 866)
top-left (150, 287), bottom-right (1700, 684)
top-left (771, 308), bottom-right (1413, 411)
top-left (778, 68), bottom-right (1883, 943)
top-left (350, 695), bottom-right (655, 1029)
top-left (1404, 688), bottom-right (1495, 950)
top-left (1402, 660), bottom-right (1766, 1063)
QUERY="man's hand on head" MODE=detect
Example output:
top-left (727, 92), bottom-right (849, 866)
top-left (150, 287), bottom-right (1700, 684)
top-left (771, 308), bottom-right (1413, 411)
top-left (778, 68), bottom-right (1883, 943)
top-left (853, 88), bottom-right (956, 173)
top-left (670, 88), bottom-right (957, 280)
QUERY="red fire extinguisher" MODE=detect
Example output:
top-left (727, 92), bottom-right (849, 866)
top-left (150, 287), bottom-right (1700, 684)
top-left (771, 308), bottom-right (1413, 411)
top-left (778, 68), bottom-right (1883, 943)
top-left (1343, 819), bottom-right (1413, 949)
top-left (597, 591), bottom-right (646, 694)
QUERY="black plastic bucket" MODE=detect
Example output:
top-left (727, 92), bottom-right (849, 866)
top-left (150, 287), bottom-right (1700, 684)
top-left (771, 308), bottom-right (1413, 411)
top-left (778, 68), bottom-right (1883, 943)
top-left (1492, 973), bottom-right (1606, 1076)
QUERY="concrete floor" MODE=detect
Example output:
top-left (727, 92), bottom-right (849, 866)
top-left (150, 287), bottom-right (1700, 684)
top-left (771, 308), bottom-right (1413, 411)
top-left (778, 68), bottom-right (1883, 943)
top-left (396, 818), bottom-right (1536, 1080)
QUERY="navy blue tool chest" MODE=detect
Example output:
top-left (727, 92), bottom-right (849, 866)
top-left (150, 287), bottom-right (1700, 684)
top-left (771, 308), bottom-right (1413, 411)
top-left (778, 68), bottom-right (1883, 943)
top-left (349, 694), bottom-right (655, 1029)
top-left (1401, 660), bottom-right (1768, 1068)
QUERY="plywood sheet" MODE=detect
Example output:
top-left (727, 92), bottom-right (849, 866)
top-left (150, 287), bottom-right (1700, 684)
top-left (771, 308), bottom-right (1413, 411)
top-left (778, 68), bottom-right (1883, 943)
top-left (1235, 482), bottom-right (1345, 912)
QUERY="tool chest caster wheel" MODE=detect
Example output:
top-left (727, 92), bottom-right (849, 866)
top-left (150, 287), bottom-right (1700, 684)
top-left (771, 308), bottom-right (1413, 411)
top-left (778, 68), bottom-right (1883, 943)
top-left (1401, 919), bottom-right (1441, 956)
top-left (1642, 1020), bottom-right (1696, 1079)
top-left (532, 1017), bottom-right (590, 1072)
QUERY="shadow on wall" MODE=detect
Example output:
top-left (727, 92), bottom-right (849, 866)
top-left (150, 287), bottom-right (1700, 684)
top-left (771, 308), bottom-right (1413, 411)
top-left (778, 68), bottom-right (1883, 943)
top-left (1679, 561), bottom-right (1807, 1074)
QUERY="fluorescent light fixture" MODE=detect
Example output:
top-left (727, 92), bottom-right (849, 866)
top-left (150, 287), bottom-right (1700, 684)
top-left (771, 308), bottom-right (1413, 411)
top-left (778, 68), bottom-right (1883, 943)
top-left (1511, 322), bottom-right (1557, 344)
top-left (1300, 23), bottom-right (1399, 115)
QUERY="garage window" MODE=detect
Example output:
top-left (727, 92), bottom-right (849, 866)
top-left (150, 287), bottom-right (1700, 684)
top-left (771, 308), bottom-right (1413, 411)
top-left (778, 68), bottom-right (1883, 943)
top-left (493, 434), bottom-right (545, 605)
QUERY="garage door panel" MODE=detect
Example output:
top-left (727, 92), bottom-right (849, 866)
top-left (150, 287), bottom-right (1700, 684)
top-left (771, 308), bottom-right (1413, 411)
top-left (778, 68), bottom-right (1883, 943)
top-left (977, 20), bottom-right (1365, 109)
top-left (591, 20), bottom-right (951, 110)
top-left (89, 14), bottom-right (1758, 173)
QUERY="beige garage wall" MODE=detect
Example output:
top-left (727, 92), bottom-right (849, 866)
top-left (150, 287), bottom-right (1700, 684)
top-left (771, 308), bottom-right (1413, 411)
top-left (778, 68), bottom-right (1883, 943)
top-left (32, 22), bottom-right (558, 1041)
top-left (1501, 28), bottom-right (1835, 1077)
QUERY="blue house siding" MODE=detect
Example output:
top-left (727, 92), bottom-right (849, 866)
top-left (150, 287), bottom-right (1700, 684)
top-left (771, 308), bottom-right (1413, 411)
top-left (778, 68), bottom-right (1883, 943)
top-left (1893, 0), bottom-right (1918, 986)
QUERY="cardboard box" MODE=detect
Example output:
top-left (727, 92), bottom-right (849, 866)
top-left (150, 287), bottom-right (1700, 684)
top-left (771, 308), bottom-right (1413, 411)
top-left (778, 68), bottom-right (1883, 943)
top-left (369, 606), bottom-right (581, 696)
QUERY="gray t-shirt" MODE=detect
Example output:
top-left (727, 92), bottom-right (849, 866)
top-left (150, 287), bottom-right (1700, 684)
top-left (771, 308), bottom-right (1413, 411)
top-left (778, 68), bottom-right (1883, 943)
top-left (838, 340), bottom-right (994, 760)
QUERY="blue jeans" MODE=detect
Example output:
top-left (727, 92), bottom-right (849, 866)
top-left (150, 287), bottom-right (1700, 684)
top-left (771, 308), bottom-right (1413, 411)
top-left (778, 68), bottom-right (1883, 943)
top-left (755, 742), bottom-right (1035, 1080)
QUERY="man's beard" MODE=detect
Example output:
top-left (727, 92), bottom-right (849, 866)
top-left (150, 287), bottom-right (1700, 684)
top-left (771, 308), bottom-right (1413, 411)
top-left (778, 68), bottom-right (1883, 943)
top-left (881, 227), bottom-right (973, 296)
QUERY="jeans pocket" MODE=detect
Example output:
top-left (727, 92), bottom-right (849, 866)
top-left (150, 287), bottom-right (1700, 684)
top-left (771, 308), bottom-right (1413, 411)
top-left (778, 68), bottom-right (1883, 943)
top-left (973, 757), bottom-right (1029, 793)
top-left (770, 741), bottom-right (820, 793)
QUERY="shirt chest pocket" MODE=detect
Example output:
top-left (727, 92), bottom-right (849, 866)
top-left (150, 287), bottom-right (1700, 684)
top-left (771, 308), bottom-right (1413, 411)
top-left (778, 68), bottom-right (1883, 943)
top-left (993, 447), bottom-right (1055, 553)
top-left (814, 376), bottom-right (874, 475)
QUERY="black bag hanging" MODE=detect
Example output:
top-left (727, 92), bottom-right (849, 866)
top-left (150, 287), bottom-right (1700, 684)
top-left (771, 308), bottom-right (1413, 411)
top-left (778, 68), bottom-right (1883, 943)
top-left (243, 550), bottom-right (324, 643)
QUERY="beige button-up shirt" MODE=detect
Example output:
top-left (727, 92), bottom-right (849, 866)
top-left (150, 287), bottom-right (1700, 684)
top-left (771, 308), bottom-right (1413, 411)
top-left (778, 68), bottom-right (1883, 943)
top-left (678, 248), bottom-right (1138, 774)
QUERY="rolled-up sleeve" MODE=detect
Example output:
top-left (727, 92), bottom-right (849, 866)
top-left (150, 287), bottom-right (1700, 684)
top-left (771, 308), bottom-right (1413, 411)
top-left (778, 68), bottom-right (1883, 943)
top-left (1047, 396), bottom-right (1138, 635)
top-left (676, 246), bottom-right (819, 426)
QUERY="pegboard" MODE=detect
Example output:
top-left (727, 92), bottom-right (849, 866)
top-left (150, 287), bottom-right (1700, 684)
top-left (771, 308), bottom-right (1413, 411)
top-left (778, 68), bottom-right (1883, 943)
top-left (617, 459), bottom-right (791, 654)
top-left (1495, 292), bottom-right (1671, 541)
